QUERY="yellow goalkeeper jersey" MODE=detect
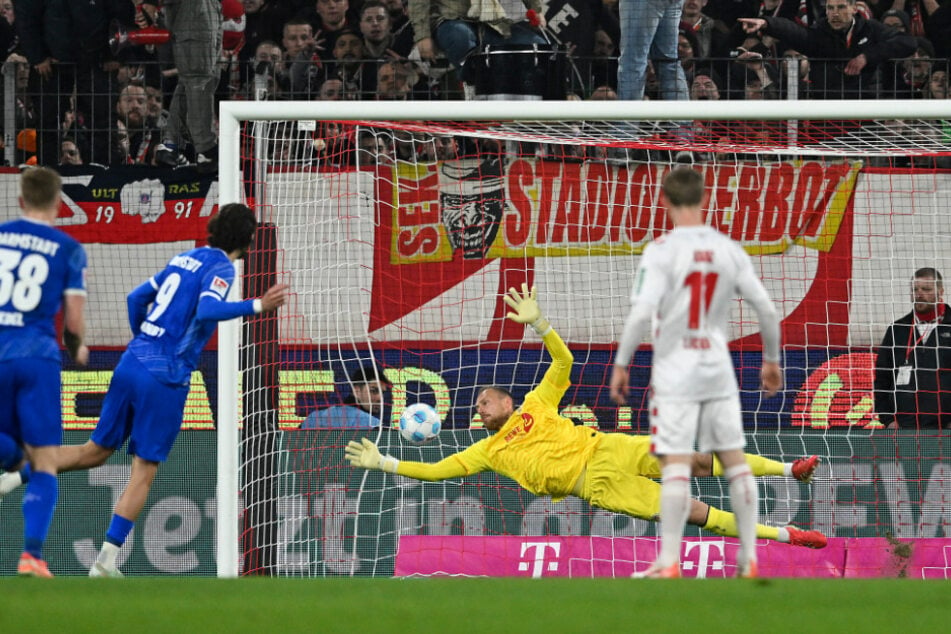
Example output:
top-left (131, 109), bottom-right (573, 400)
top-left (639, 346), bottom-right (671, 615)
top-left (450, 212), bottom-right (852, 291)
top-left (397, 328), bottom-right (601, 501)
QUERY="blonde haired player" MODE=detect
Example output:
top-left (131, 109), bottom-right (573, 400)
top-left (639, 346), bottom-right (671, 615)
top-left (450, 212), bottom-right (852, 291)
top-left (610, 167), bottom-right (783, 579)
top-left (347, 284), bottom-right (823, 555)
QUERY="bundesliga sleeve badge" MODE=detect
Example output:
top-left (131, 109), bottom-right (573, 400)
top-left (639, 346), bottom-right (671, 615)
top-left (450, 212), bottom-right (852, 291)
top-left (211, 276), bottom-right (230, 297)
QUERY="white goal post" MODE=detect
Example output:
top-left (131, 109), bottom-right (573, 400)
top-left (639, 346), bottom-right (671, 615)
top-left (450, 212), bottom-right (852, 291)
top-left (217, 99), bottom-right (951, 579)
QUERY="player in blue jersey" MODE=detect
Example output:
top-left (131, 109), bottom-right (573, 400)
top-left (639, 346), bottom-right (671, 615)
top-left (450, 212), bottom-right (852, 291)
top-left (0, 167), bottom-right (88, 577)
top-left (0, 202), bottom-right (288, 577)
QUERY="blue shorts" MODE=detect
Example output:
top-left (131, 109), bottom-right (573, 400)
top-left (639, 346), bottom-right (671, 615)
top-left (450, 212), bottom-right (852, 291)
top-left (0, 358), bottom-right (62, 447)
top-left (91, 352), bottom-right (188, 463)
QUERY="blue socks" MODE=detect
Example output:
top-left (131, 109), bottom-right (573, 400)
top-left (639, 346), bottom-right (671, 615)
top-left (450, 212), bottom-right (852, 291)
top-left (0, 433), bottom-right (22, 471)
top-left (22, 470), bottom-right (57, 559)
top-left (105, 514), bottom-right (135, 547)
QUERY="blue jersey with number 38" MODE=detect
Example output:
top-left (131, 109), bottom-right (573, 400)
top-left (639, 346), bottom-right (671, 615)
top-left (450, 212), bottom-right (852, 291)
top-left (127, 245), bottom-right (250, 386)
top-left (0, 217), bottom-right (87, 362)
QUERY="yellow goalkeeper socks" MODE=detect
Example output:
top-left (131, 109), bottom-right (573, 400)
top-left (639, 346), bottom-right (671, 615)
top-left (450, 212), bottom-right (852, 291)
top-left (702, 506), bottom-right (780, 542)
top-left (711, 454), bottom-right (785, 478)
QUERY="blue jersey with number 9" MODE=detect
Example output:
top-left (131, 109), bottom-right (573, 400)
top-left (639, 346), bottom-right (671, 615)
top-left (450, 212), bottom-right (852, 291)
top-left (0, 217), bottom-right (87, 361)
top-left (127, 246), bottom-right (238, 386)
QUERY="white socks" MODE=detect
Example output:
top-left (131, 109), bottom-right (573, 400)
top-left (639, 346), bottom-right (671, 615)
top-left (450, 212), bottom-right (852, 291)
top-left (725, 463), bottom-right (759, 567)
top-left (658, 462), bottom-right (692, 567)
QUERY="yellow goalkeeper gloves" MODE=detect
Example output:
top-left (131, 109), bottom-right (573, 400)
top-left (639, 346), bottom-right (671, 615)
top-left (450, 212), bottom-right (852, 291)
top-left (503, 283), bottom-right (551, 336)
top-left (344, 438), bottom-right (399, 473)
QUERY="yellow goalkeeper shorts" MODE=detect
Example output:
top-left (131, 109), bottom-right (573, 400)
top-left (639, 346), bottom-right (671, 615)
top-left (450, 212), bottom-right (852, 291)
top-left (580, 433), bottom-right (663, 521)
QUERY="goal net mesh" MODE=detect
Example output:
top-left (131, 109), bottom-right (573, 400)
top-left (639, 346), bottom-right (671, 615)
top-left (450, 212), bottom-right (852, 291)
top-left (233, 107), bottom-right (951, 578)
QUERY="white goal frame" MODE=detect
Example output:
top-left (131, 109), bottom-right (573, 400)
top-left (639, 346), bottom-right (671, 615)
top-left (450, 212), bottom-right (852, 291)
top-left (216, 98), bottom-right (951, 578)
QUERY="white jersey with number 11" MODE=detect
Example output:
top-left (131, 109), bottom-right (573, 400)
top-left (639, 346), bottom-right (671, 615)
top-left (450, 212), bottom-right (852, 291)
top-left (632, 225), bottom-right (777, 402)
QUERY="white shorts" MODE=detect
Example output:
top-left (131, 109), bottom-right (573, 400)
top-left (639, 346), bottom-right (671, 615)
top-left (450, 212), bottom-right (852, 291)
top-left (648, 395), bottom-right (745, 455)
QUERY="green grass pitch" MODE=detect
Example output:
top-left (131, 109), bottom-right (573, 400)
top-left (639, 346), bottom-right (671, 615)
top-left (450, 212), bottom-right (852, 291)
top-left (1, 577), bottom-right (947, 633)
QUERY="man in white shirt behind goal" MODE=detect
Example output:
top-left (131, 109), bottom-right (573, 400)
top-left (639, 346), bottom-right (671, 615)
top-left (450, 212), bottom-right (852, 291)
top-left (610, 167), bottom-right (783, 579)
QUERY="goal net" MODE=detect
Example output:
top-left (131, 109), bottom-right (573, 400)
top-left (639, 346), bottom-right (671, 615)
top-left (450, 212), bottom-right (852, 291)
top-left (219, 100), bottom-right (951, 579)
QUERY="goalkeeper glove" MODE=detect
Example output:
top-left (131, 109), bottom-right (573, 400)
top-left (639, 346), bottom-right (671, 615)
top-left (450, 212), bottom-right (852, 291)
top-left (503, 283), bottom-right (551, 336)
top-left (344, 438), bottom-right (399, 473)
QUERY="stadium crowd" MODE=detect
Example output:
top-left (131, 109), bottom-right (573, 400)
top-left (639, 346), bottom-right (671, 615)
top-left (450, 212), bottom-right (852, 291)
top-left (0, 0), bottom-right (949, 167)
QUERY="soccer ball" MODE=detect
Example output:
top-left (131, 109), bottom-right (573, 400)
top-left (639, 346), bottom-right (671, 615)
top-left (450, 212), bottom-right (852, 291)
top-left (399, 403), bottom-right (441, 444)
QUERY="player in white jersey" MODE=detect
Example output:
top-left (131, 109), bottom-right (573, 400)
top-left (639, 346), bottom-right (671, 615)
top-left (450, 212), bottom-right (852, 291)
top-left (610, 167), bottom-right (782, 579)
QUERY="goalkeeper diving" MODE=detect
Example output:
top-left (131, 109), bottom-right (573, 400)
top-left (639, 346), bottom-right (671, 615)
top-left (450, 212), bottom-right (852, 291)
top-left (346, 285), bottom-right (826, 549)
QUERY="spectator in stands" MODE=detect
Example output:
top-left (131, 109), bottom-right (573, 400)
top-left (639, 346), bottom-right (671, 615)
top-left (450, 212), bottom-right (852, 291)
top-left (154, 0), bottom-right (222, 171)
top-left (244, 39), bottom-right (285, 99)
top-left (316, 76), bottom-right (345, 99)
top-left (742, 70), bottom-right (779, 98)
top-left (144, 85), bottom-right (168, 131)
top-left (240, 0), bottom-right (294, 67)
top-left (739, 0), bottom-right (918, 98)
top-left (416, 134), bottom-right (459, 161)
top-left (885, 36), bottom-right (935, 98)
top-left (357, 130), bottom-right (395, 164)
top-left (297, 0), bottom-right (358, 62)
top-left (582, 28), bottom-right (618, 91)
top-left (409, 0), bottom-right (548, 82)
top-left (617, 0), bottom-right (690, 101)
top-left (327, 28), bottom-right (372, 94)
top-left (59, 135), bottom-right (83, 166)
top-left (779, 48), bottom-right (813, 98)
top-left (680, 0), bottom-right (719, 58)
top-left (924, 68), bottom-right (948, 98)
top-left (690, 71), bottom-right (721, 100)
top-left (589, 84), bottom-right (618, 99)
top-left (0, 0), bottom-right (16, 57)
top-left (376, 58), bottom-right (413, 99)
top-left (543, 0), bottom-right (621, 61)
top-left (283, 17), bottom-right (326, 96)
top-left (881, 8), bottom-right (911, 31)
top-left (289, 27), bottom-right (371, 97)
top-left (360, 0), bottom-right (414, 61)
top-left (678, 25), bottom-right (702, 87)
top-left (281, 16), bottom-right (318, 60)
top-left (313, 118), bottom-right (353, 166)
top-left (921, 0), bottom-right (951, 59)
top-left (874, 267), bottom-right (951, 430)
top-left (729, 40), bottom-right (778, 99)
top-left (15, 0), bottom-right (127, 165)
top-left (113, 83), bottom-right (159, 165)
top-left (301, 364), bottom-right (392, 429)
top-left (890, 0), bottom-right (926, 35)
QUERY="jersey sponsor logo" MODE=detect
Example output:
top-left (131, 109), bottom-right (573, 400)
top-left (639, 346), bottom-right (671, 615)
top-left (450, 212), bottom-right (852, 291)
top-left (517, 541), bottom-right (561, 578)
top-left (521, 413), bottom-right (535, 433)
top-left (211, 276), bottom-right (229, 297)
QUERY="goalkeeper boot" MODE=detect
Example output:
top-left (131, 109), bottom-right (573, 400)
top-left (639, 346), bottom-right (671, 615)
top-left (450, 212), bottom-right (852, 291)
top-left (786, 526), bottom-right (827, 549)
top-left (89, 562), bottom-right (124, 578)
top-left (17, 552), bottom-right (53, 578)
top-left (633, 562), bottom-right (681, 579)
top-left (792, 455), bottom-right (820, 483)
